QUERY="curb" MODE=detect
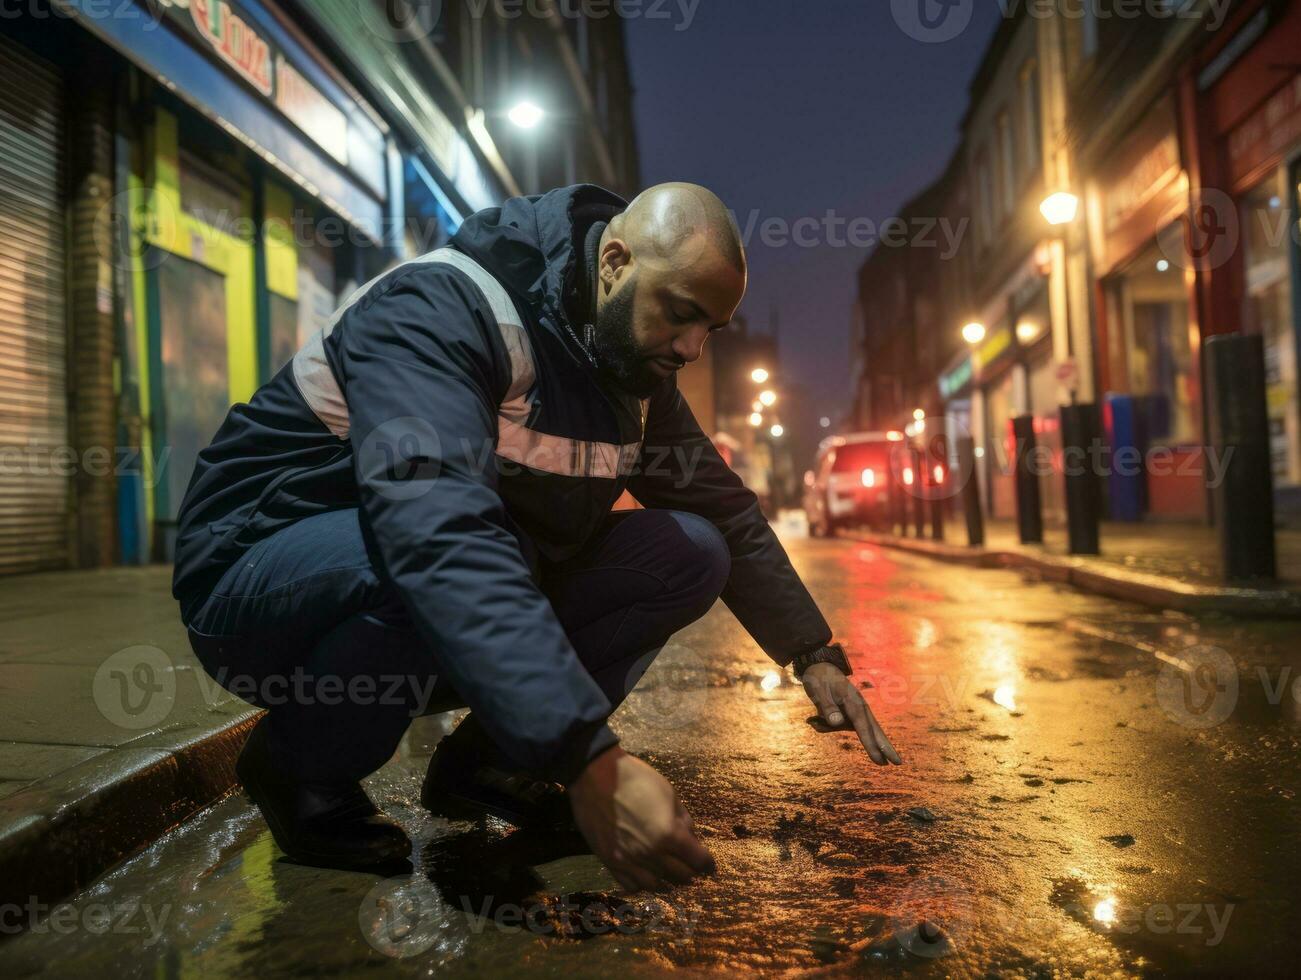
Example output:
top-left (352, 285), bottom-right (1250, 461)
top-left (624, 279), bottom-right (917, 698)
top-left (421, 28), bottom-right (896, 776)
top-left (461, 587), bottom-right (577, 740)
top-left (0, 709), bottom-right (259, 917)
top-left (850, 532), bottom-right (1301, 617)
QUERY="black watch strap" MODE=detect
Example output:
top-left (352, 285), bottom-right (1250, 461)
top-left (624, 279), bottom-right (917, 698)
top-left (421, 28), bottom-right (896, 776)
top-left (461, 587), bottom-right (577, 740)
top-left (792, 642), bottom-right (851, 680)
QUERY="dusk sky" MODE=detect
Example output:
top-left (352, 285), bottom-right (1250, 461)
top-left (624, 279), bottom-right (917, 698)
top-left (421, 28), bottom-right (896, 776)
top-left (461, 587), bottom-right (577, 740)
top-left (625, 0), bottom-right (1003, 428)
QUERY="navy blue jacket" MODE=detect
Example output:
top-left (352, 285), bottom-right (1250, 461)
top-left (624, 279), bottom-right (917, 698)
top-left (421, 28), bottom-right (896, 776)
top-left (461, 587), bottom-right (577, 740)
top-left (172, 185), bottom-right (832, 782)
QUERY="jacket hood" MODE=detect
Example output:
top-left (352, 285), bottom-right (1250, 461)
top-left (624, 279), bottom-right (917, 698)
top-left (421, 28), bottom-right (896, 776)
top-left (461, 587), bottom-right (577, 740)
top-left (450, 184), bottom-right (627, 358)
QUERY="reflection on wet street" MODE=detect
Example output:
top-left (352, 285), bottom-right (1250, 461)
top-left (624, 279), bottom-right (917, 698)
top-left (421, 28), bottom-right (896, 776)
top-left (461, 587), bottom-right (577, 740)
top-left (3, 534), bottom-right (1299, 977)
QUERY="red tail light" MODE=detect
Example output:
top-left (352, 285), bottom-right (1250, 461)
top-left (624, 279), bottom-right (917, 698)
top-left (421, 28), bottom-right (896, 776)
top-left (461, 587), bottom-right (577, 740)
top-left (902, 466), bottom-right (914, 486)
top-left (861, 468), bottom-right (878, 488)
top-left (933, 464), bottom-right (945, 484)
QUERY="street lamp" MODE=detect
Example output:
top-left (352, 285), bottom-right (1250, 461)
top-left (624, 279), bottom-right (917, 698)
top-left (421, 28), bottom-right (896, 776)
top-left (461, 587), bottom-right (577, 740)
top-left (507, 100), bottom-right (545, 129)
top-left (912, 408), bottom-right (925, 421)
top-left (1039, 191), bottom-right (1079, 226)
top-left (749, 412), bottom-right (763, 427)
top-left (758, 389), bottom-right (777, 407)
top-left (751, 367), bottom-right (770, 384)
top-left (770, 424), bottom-right (784, 438)
top-left (962, 321), bottom-right (986, 345)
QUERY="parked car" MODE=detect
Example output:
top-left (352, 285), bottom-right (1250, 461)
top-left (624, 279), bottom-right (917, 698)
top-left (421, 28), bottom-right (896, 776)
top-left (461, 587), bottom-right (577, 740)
top-left (803, 432), bottom-right (899, 537)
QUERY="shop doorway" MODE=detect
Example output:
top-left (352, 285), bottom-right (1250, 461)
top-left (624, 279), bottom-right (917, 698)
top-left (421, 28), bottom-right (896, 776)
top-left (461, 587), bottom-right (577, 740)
top-left (138, 111), bottom-right (256, 559)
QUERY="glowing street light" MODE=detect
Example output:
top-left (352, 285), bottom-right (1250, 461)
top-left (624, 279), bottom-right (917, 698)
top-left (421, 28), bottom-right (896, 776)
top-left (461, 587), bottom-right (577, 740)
top-left (1039, 191), bottom-right (1079, 226)
top-left (750, 367), bottom-right (770, 384)
top-left (962, 321), bottom-right (986, 345)
top-left (912, 408), bottom-right (925, 421)
top-left (749, 412), bottom-right (763, 427)
top-left (507, 100), bottom-right (545, 129)
top-left (769, 423), bottom-right (784, 438)
top-left (758, 389), bottom-right (777, 407)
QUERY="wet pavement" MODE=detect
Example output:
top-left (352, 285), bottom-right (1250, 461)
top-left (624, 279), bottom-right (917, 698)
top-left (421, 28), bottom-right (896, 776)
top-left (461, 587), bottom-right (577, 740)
top-left (2, 532), bottom-right (1300, 977)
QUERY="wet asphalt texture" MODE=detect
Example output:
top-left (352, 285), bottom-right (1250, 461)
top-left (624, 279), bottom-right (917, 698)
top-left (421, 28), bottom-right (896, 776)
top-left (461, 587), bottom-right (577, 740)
top-left (2, 532), bottom-right (1299, 977)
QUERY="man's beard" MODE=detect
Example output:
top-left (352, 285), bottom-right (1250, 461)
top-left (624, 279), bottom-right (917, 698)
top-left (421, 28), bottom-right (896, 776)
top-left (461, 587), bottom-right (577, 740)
top-left (592, 273), bottom-right (669, 399)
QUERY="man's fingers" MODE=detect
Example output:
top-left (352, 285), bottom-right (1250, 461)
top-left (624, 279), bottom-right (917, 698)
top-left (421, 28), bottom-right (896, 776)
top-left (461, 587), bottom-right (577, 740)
top-left (808, 683), bottom-right (845, 728)
top-left (610, 868), bottom-right (641, 893)
top-left (654, 852), bottom-right (700, 885)
top-left (620, 861), bottom-right (664, 894)
top-left (873, 717), bottom-right (903, 765)
top-left (672, 825), bottom-right (717, 875)
top-left (843, 694), bottom-right (887, 764)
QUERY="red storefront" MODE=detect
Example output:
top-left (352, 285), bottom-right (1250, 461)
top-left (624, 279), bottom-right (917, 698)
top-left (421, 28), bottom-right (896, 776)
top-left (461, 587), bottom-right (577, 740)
top-left (1088, 95), bottom-right (1205, 519)
top-left (1185, 0), bottom-right (1301, 514)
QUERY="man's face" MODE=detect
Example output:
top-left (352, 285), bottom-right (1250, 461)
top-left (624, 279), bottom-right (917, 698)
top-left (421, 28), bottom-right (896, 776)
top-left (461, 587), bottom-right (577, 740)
top-left (594, 238), bottom-right (746, 398)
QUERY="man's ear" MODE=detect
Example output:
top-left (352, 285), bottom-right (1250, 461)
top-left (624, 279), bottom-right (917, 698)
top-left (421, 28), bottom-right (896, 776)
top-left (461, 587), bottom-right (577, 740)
top-left (599, 237), bottom-right (632, 289)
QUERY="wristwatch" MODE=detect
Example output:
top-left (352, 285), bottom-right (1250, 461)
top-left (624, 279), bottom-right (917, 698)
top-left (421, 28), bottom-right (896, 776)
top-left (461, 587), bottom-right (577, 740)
top-left (791, 642), bottom-right (852, 680)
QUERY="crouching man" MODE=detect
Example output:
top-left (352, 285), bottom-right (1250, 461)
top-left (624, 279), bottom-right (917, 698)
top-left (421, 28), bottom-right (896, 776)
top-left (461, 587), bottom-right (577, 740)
top-left (172, 182), bottom-right (900, 890)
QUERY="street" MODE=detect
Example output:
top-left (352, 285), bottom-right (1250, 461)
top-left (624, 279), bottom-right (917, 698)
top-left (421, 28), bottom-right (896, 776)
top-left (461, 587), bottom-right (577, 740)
top-left (2, 528), bottom-right (1299, 977)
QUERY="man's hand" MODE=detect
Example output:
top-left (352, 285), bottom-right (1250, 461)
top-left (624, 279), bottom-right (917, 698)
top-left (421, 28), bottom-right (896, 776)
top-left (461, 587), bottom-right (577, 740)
top-left (802, 662), bottom-right (902, 765)
top-left (568, 745), bottom-right (716, 892)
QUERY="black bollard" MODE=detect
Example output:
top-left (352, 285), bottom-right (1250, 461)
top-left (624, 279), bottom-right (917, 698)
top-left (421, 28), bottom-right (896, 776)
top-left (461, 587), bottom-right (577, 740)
top-left (1205, 334), bottom-right (1276, 581)
top-left (1012, 415), bottom-right (1044, 544)
top-left (928, 436), bottom-right (945, 542)
top-left (910, 447), bottom-right (926, 538)
top-left (1060, 403), bottom-right (1101, 555)
top-left (957, 435), bottom-right (984, 547)
top-left (886, 448), bottom-right (903, 535)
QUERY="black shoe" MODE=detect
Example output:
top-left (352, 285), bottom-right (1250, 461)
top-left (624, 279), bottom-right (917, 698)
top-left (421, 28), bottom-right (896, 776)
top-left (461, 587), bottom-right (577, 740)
top-left (421, 717), bottom-right (574, 830)
top-left (236, 717), bottom-right (412, 871)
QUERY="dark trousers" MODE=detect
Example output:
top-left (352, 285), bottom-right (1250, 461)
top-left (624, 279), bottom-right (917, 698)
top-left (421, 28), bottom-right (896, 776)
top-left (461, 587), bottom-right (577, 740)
top-left (183, 507), bottom-right (730, 784)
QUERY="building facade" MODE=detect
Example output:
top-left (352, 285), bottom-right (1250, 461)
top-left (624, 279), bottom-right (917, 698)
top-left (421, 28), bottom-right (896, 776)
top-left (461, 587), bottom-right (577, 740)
top-left (854, 0), bottom-right (1301, 528)
top-left (0, 0), bottom-right (639, 575)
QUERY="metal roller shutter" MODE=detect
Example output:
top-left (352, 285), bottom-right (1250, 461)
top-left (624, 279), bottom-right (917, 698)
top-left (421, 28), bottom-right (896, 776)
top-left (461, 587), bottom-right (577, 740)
top-left (0, 36), bottom-right (67, 574)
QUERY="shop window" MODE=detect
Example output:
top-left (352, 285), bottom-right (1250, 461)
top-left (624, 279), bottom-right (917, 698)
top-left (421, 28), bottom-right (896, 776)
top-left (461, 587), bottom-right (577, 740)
top-left (1105, 236), bottom-right (1195, 446)
top-left (1242, 170), bottom-right (1299, 489)
top-left (157, 255), bottom-right (228, 536)
top-left (180, 150), bottom-right (247, 236)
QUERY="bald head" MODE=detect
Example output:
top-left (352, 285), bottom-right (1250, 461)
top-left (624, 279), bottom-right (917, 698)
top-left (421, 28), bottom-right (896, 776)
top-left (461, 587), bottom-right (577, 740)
top-left (591, 182), bottom-right (747, 397)
top-left (609, 182), bottom-right (747, 275)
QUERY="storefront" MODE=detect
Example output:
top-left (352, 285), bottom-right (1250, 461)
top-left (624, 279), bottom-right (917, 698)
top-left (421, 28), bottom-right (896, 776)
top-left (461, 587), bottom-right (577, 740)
top-left (964, 254), bottom-right (1063, 522)
top-left (1200, 0), bottom-right (1301, 515)
top-left (0, 29), bottom-right (69, 574)
top-left (1089, 95), bottom-right (1204, 520)
top-left (33, 0), bottom-right (504, 564)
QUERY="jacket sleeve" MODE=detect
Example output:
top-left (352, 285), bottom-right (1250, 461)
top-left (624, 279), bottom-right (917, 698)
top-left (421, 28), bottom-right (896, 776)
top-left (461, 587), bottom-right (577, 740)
top-left (334, 264), bottom-right (617, 784)
top-left (625, 378), bottom-right (832, 666)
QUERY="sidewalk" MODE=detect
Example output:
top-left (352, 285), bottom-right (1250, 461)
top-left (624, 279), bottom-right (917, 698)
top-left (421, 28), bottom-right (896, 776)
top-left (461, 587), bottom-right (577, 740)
top-left (0, 566), bottom-right (258, 913)
top-left (853, 518), bottom-right (1301, 617)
